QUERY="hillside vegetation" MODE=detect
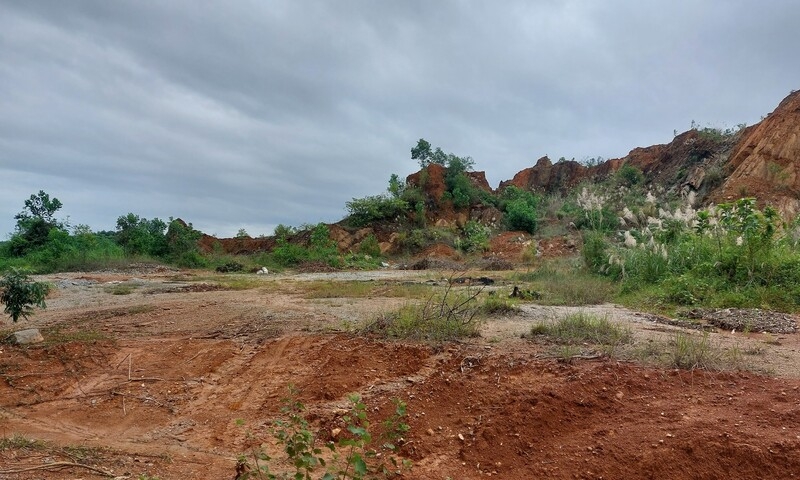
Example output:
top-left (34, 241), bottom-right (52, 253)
top-left (3, 90), bottom-right (800, 318)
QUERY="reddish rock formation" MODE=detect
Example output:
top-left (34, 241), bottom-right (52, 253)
top-left (711, 90), bottom-right (800, 215)
top-left (406, 163), bottom-right (494, 227)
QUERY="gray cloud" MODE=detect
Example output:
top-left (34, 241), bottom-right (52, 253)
top-left (2, 0), bottom-right (799, 237)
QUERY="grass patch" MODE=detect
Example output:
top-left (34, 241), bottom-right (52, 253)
top-left (669, 332), bottom-right (745, 371)
top-left (41, 326), bottom-right (108, 345)
top-left (514, 261), bottom-right (617, 306)
top-left (630, 333), bottom-right (753, 372)
top-left (529, 311), bottom-right (633, 346)
top-left (302, 281), bottom-right (432, 299)
top-left (363, 287), bottom-right (483, 342)
top-left (479, 294), bottom-right (520, 314)
top-left (104, 283), bottom-right (136, 295)
top-left (0, 433), bottom-right (47, 451)
top-left (184, 274), bottom-right (263, 290)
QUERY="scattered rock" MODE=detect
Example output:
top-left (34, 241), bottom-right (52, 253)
top-left (8, 328), bottom-right (44, 344)
top-left (686, 308), bottom-right (798, 334)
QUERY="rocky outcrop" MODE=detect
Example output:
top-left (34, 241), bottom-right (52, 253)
top-left (711, 90), bottom-right (800, 215)
top-left (406, 163), bottom-right (495, 227)
top-left (499, 130), bottom-right (736, 199)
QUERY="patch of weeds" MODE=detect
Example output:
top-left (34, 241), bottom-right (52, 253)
top-left (529, 312), bottom-right (633, 346)
top-left (630, 339), bottom-right (668, 365)
top-left (555, 344), bottom-right (582, 362)
top-left (670, 332), bottom-right (745, 371)
top-left (479, 294), bottom-right (520, 314)
top-left (514, 263), bottom-right (617, 306)
top-left (0, 433), bottom-right (47, 451)
top-left (302, 281), bottom-right (432, 300)
top-left (363, 284), bottom-right (484, 342)
top-left (105, 283), bottom-right (136, 295)
top-left (42, 326), bottom-right (107, 345)
top-left (743, 343), bottom-right (766, 356)
top-left (127, 304), bottom-right (156, 315)
top-left (303, 281), bottom-right (375, 299)
top-left (61, 444), bottom-right (104, 463)
top-left (236, 386), bottom-right (411, 479)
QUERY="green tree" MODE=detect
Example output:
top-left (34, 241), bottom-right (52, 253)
top-left (115, 213), bottom-right (168, 256)
top-left (165, 219), bottom-right (204, 267)
top-left (1, 269), bottom-right (50, 322)
top-left (8, 191), bottom-right (66, 256)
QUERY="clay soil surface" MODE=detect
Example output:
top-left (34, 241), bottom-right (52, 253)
top-left (2, 267), bottom-right (800, 479)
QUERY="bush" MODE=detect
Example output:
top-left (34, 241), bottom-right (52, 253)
top-left (0, 269), bottom-right (50, 322)
top-left (456, 221), bottom-right (490, 253)
top-left (358, 234), bottom-right (381, 257)
top-left (345, 195), bottom-right (409, 227)
top-left (271, 223), bottom-right (341, 269)
top-left (499, 186), bottom-right (540, 233)
top-left (582, 231), bottom-right (610, 273)
top-left (616, 164), bottom-right (644, 187)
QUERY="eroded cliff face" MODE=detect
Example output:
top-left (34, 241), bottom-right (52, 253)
top-left (711, 90), bottom-right (800, 215)
top-left (498, 129), bottom-right (737, 199)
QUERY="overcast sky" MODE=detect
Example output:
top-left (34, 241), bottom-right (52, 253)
top-left (1, 1), bottom-right (798, 238)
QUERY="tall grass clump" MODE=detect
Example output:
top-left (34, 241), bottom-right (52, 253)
top-left (669, 332), bottom-right (745, 371)
top-left (586, 194), bottom-right (800, 312)
top-left (363, 286), bottom-right (484, 342)
top-left (529, 312), bottom-right (633, 346)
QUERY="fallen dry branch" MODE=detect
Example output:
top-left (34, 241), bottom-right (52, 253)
top-left (0, 461), bottom-right (115, 477)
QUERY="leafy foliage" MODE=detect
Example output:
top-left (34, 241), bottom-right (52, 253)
top-left (500, 186), bottom-right (540, 233)
top-left (115, 213), bottom-right (168, 257)
top-left (616, 164), bottom-right (644, 187)
top-left (271, 223), bottom-right (341, 268)
top-left (455, 221), bottom-right (490, 253)
top-left (8, 191), bottom-right (66, 257)
top-left (345, 196), bottom-right (409, 228)
top-left (236, 387), bottom-right (410, 480)
top-left (1, 268), bottom-right (50, 322)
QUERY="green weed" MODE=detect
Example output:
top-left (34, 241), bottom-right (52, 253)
top-left (529, 312), bottom-right (633, 347)
top-left (236, 387), bottom-right (411, 479)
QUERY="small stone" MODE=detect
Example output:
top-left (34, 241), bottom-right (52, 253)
top-left (426, 428), bottom-right (435, 436)
top-left (331, 428), bottom-right (341, 438)
top-left (458, 433), bottom-right (465, 441)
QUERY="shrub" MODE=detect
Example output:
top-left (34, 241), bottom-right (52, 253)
top-left (345, 195), bottom-right (409, 227)
top-left (455, 221), bottom-right (490, 253)
top-left (0, 268), bottom-right (50, 322)
top-left (582, 231), bottom-right (610, 273)
top-left (616, 164), bottom-right (644, 187)
top-left (357, 234), bottom-right (381, 257)
top-left (500, 186), bottom-right (540, 233)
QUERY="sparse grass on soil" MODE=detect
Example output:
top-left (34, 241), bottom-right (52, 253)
top-left (529, 311), bottom-right (632, 346)
top-left (514, 259), bottom-right (617, 306)
top-left (301, 280), bottom-right (433, 299)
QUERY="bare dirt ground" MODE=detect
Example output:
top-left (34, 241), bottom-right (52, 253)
top-left (2, 267), bottom-right (800, 479)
